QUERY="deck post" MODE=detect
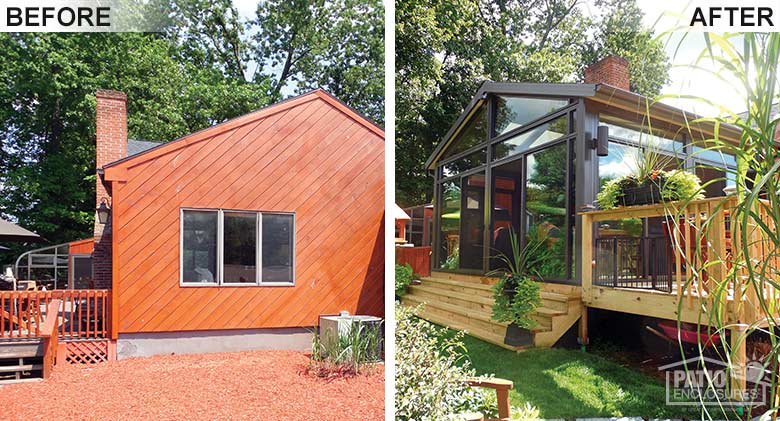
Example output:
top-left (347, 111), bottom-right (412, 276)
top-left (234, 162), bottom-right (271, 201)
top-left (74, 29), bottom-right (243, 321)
top-left (578, 305), bottom-right (588, 350)
top-left (730, 325), bottom-right (747, 402)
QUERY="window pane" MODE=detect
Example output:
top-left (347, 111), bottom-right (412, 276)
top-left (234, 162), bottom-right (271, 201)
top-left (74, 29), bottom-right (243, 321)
top-left (493, 115), bottom-right (568, 161)
top-left (73, 256), bottom-right (93, 289)
top-left (262, 214), bottom-right (294, 283)
top-left (599, 142), bottom-right (642, 185)
top-left (691, 146), bottom-right (736, 167)
top-left (602, 123), bottom-right (684, 155)
top-left (495, 96), bottom-right (569, 135)
top-left (441, 149), bottom-right (486, 178)
top-left (525, 143), bottom-right (568, 279)
top-left (182, 211), bottom-right (218, 283)
top-left (459, 174), bottom-right (485, 270)
top-left (223, 213), bottom-right (257, 283)
top-left (441, 105), bottom-right (488, 160)
top-left (438, 180), bottom-right (461, 269)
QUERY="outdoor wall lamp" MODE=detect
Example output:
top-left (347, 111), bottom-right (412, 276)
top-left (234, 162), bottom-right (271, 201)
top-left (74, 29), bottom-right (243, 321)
top-left (591, 125), bottom-right (609, 157)
top-left (96, 198), bottom-right (111, 224)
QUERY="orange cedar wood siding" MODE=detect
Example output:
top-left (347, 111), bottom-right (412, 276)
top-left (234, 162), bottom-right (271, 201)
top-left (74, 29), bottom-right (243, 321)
top-left (110, 92), bottom-right (384, 333)
top-left (68, 239), bottom-right (95, 255)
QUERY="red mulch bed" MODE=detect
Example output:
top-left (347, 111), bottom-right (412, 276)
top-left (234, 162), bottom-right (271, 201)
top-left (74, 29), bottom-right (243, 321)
top-left (0, 350), bottom-right (384, 420)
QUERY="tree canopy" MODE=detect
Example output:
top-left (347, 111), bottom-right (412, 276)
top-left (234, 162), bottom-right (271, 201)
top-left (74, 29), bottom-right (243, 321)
top-left (0, 0), bottom-right (383, 259)
top-left (395, 0), bottom-right (670, 206)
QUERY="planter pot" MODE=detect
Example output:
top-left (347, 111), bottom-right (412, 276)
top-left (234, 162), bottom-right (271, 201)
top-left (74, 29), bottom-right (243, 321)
top-left (621, 183), bottom-right (663, 207)
top-left (504, 322), bottom-right (533, 347)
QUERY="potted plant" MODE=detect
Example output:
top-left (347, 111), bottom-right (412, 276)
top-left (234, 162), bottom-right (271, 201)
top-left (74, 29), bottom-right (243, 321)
top-left (597, 145), bottom-right (704, 209)
top-left (488, 228), bottom-right (546, 345)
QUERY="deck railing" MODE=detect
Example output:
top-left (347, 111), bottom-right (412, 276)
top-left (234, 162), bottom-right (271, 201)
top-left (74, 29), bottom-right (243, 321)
top-left (0, 290), bottom-right (110, 340)
top-left (580, 196), bottom-right (767, 321)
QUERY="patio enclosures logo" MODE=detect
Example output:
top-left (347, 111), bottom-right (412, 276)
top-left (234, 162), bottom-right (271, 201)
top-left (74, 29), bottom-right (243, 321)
top-left (686, 1), bottom-right (780, 31)
top-left (0, 0), bottom-right (167, 32)
top-left (660, 356), bottom-right (771, 407)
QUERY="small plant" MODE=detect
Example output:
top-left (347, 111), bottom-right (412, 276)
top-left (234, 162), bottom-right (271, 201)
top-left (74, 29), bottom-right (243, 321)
top-left (492, 276), bottom-right (541, 329)
top-left (509, 403), bottom-right (541, 421)
top-left (308, 320), bottom-right (383, 378)
top-left (395, 263), bottom-right (413, 297)
top-left (442, 246), bottom-right (459, 270)
top-left (488, 228), bottom-right (544, 329)
top-left (660, 169), bottom-right (704, 202)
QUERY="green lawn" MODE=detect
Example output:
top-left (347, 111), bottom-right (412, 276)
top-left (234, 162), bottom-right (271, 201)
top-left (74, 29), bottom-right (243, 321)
top-left (459, 335), bottom-right (707, 419)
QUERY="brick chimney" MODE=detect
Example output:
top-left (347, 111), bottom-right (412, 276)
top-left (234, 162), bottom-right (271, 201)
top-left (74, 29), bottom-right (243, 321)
top-left (93, 90), bottom-right (127, 289)
top-left (584, 55), bottom-right (630, 91)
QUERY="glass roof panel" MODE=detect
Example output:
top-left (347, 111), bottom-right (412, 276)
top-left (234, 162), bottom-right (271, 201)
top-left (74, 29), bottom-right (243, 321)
top-left (495, 96), bottom-right (569, 136)
top-left (440, 105), bottom-right (488, 160)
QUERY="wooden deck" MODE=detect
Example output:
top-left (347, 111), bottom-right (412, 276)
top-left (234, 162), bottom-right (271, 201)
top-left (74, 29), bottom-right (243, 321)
top-left (401, 271), bottom-right (581, 351)
top-left (579, 196), bottom-right (780, 396)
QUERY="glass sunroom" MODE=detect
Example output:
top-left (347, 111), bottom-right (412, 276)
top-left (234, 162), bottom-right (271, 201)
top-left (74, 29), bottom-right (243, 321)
top-left (425, 82), bottom-right (742, 285)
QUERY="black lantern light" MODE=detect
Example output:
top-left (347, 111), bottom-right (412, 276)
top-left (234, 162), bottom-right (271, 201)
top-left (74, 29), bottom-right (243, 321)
top-left (96, 198), bottom-right (111, 224)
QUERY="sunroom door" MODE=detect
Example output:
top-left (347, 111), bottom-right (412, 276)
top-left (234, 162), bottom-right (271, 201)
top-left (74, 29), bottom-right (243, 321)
top-left (458, 174), bottom-right (485, 270)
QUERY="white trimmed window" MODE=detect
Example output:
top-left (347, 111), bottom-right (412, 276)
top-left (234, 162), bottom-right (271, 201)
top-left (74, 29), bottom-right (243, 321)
top-left (180, 209), bottom-right (295, 286)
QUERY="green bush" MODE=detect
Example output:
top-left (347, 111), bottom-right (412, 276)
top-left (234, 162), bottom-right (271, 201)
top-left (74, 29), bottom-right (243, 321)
top-left (597, 170), bottom-right (704, 210)
top-left (395, 305), bottom-right (496, 420)
top-left (488, 228), bottom-right (544, 327)
top-left (395, 263), bottom-right (413, 297)
top-left (661, 169), bottom-right (704, 202)
top-left (309, 320), bottom-right (383, 377)
top-left (491, 275), bottom-right (542, 329)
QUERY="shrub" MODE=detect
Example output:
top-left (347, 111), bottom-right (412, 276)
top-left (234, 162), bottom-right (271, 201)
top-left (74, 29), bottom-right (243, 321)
top-left (661, 169), bottom-right (704, 202)
top-left (308, 320), bottom-right (383, 377)
top-left (488, 228), bottom-right (544, 327)
top-left (395, 263), bottom-right (413, 297)
top-left (395, 305), bottom-right (496, 420)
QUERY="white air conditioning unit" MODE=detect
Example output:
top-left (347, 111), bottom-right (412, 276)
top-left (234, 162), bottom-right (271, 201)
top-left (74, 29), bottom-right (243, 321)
top-left (319, 311), bottom-right (384, 359)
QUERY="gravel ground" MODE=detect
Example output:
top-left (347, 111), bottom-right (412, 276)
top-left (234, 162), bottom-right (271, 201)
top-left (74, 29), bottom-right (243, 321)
top-left (0, 350), bottom-right (384, 420)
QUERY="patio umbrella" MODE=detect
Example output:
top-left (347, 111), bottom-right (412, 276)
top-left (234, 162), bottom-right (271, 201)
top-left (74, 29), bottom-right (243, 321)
top-left (0, 218), bottom-right (44, 243)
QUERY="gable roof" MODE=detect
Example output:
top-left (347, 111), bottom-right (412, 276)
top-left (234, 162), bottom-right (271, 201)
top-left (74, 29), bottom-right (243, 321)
top-left (127, 139), bottom-right (162, 157)
top-left (424, 81), bottom-right (743, 170)
top-left (103, 89), bottom-right (383, 180)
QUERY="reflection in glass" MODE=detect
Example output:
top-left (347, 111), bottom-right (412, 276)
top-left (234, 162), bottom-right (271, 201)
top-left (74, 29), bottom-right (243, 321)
top-left (495, 96), bottom-right (569, 135)
top-left (493, 115), bottom-right (568, 161)
top-left (262, 214), bottom-right (294, 283)
top-left (601, 122), bottom-right (684, 155)
top-left (438, 180), bottom-right (461, 269)
top-left (525, 143), bottom-right (568, 279)
top-left (441, 149), bottom-right (486, 178)
top-left (459, 174), bottom-right (485, 270)
top-left (223, 213), bottom-right (257, 283)
top-left (490, 159), bottom-right (522, 271)
top-left (182, 211), bottom-right (218, 283)
top-left (441, 106), bottom-right (488, 160)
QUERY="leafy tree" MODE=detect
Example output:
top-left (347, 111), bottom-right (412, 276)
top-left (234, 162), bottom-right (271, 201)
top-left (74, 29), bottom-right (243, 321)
top-left (253, 0), bottom-right (384, 122)
top-left (395, 0), bottom-right (670, 206)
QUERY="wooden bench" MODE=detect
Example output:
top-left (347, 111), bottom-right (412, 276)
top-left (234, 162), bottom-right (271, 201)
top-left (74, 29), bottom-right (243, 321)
top-left (465, 377), bottom-right (514, 421)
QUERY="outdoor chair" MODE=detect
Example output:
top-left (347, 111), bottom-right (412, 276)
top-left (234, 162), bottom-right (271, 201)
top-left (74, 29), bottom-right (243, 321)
top-left (464, 377), bottom-right (514, 421)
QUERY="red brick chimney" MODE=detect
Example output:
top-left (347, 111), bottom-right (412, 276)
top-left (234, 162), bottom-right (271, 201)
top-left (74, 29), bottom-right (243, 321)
top-left (93, 89), bottom-right (127, 289)
top-left (584, 55), bottom-right (630, 91)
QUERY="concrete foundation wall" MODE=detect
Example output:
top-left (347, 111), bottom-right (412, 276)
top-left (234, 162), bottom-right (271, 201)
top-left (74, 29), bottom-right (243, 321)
top-left (117, 327), bottom-right (314, 360)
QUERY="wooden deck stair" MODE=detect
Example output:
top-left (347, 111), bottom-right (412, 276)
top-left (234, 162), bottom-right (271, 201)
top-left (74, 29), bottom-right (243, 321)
top-left (401, 272), bottom-right (582, 351)
top-left (0, 340), bottom-right (45, 385)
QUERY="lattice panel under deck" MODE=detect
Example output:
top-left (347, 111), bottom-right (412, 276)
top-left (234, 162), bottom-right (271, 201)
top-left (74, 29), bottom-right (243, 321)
top-left (62, 340), bottom-right (113, 364)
